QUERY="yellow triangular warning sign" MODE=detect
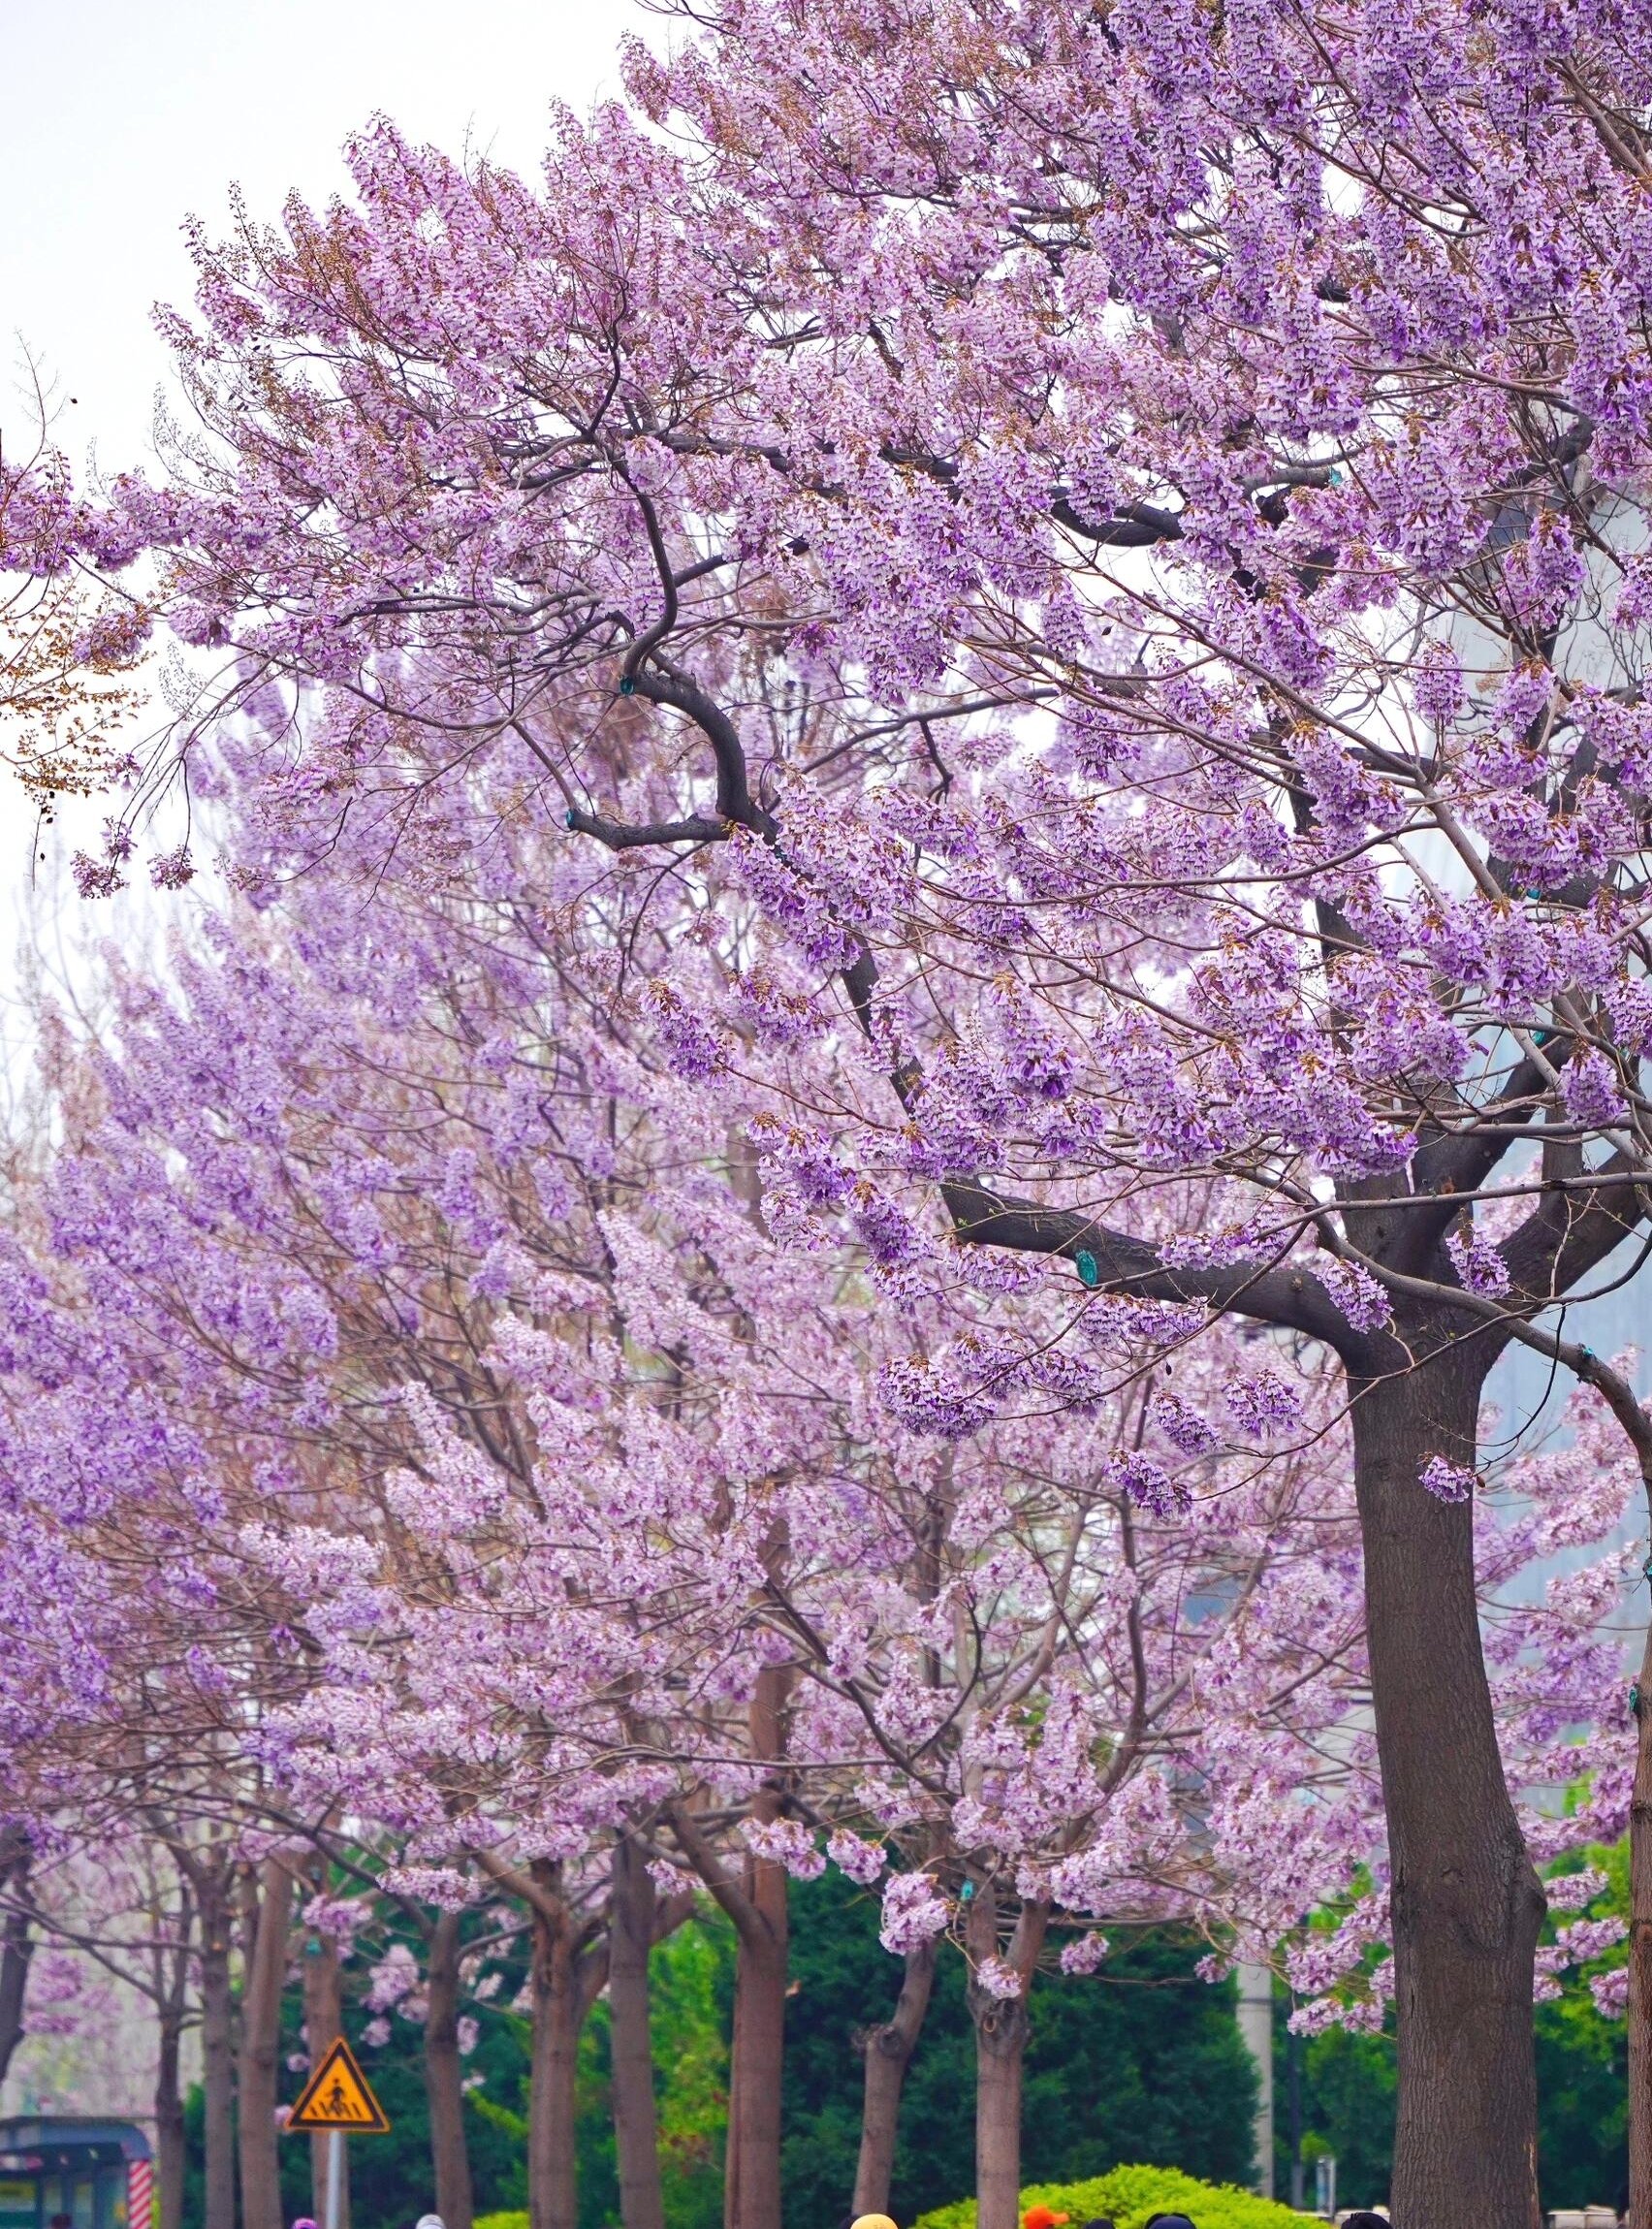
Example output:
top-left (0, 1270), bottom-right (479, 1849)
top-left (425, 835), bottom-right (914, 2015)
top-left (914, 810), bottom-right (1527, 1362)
top-left (286, 2037), bottom-right (391, 2134)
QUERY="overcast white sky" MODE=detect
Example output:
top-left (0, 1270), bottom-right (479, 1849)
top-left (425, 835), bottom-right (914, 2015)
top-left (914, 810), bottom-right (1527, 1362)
top-left (5, 0), bottom-right (639, 473)
top-left (0, 0), bottom-right (641, 1061)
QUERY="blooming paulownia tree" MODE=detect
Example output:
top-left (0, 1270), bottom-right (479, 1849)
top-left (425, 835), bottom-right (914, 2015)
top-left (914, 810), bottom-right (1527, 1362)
top-left (20, 1), bottom-right (1652, 2220)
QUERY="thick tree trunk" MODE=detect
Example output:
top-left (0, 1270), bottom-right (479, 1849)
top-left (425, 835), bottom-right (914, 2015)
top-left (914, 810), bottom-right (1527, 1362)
top-left (609, 1838), bottom-right (665, 2229)
top-left (1350, 1343), bottom-right (1544, 2229)
top-left (723, 1672), bottom-right (790, 2229)
top-left (723, 1888), bottom-right (787, 2229)
top-left (525, 1874), bottom-right (606, 2229)
top-left (0, 1831), bottom-right (33, 2089)
top-left (302, 1902), bottom-right (350, 2229)
top-left (965, 1891), bottom-right (1044, 2229)
top-left (199, 1867), bottom-right (238, 2229)
top-left (424, 1911), bottom-right (475, 2229)
top-left (155, 1880), bottom-right (193, 2229)
top-left (156, 1997), bottom-right (187, 2229)
top-left (527, 1899), bottom-right (578, 2229)
top-left (852, 1938), bottom-right (936, 2216)
top-left (238, 1861), bottom-right (294, 2229)
top-left (1627, 1618), bottom-right (1652, 2229)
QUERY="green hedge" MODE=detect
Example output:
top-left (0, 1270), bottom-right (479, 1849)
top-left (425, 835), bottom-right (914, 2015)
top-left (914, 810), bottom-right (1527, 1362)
top-left (915, 2165), bottom-right (1313, 2229)
top-left (491, 2165), bottom-right (1313, 2229)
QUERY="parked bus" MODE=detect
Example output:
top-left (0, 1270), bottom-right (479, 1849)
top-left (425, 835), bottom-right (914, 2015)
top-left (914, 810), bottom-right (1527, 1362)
top-left (0, 2119), bottom-right (152, 2229)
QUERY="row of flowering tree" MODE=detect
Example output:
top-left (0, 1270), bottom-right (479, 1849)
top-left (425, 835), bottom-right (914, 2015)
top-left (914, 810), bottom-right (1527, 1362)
top-left (0, 750), bottom-right (1636, 2228)
top-left (7, 0), bottom-right (1652, 2220)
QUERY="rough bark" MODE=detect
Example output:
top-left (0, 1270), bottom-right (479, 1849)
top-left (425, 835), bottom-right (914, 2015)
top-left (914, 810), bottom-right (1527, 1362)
top-left (198, 1864), bottom-right (238, 2229)
top-left (1350, 1337), bottom-right (1545, 2229)
top-left (608, 1838), bottom-right (665, 2229)
top-left (528, 1896), bottom-right (578, 2229)
top-left (525, 1869), bottom-right (607, 2229)
top-left (852, 1938), bottom-right (937, 2216)
top-left (1629, 1617), bottom-right (1652, 2229)
top-left (965, 1891), bottom-right (1046, 2229)
top-left (155, 2004), bottom-right (187, 2229)
top-left (425, 1910), bottom-right (476, 2229)
top-left (238, 1860), bottom-right (295, 2229)
top-left (302, 1898), bottom-right (350, 2229)
top-left (154, 1891), bottom-right (193, 2229)
top-left (722, 1672), bottom-right (790, 2229)
top-left (0, 1831), bottom-right (33, 2089)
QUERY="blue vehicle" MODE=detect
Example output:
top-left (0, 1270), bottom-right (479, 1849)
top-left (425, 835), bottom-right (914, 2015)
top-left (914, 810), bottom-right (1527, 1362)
top-left (0, 2119), bottom-right (153, 2229)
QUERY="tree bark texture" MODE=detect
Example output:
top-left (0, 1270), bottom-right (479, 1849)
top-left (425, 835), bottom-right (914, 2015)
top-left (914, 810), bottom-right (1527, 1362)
top-left (965, 1891), bottom-right (1045, 2229)
top-left (155, 2000), bottom-right (187, 2229)
top-left (722, 1671), bottom-right (790, 2229)
top-left (527, 1898), bottom-right (578, 2229)
top-left (199, 1864), bottom-right (238, 2229)
top-left (238, 1861), bottom-right (295, 2229)
top-left (525, 1872), bottom-right (607, 2229)
top-left (1350, 1339), bottom-right (1544, 2229)
top-left (609, 1838), bottom-right (665, 2229)
top-left (852, 1938), bottom-right (937, 2216)
top-left (1628, 1617), bottom-right (1652, 2229)
top-left (0, 1831), bottom-right (33, 2090)
top-left (154, 1891), bottom-right (193, 2229)
top-left (424, 1911), bottom-right (476, 2229)
top-left (302, 1900), bottom-right (350, 2229)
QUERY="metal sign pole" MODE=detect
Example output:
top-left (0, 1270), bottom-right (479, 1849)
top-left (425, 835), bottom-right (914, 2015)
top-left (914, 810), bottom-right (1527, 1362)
top-left (325, 2133), bottom-right (343, 2229)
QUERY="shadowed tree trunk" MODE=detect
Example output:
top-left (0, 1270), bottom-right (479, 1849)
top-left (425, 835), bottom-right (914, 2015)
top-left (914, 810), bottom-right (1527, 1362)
top-left (0, 1831), bottom-right (33, 2090)
top-left (852, 1937), bottom-right (936, 2217)
top-left (608, 1837), bottom-right (664, 2229)
top-left (723, 1671), bottom-right (790, 2229)
top-left (965, 1888), bottom-right (1046, 2229)
top-left (425, 1910), bottom-right (476, 2229)
top-left (668, 1669), bottom-right (792, 2229)
top-left (155, 2012), bottom-right (187, 2229)
top-left (521, 1863), bottom-right (607, 2229)
top-left (197, 1861), bottom-right (238, 2229)
top-left (467, 1852), bottom-right (607, 2229)
top-left (238, 1860), bottom-right (295, 2229)
top-left (1350, 1336), bottom-right (1544, 2229)
top-left (528, 1895), bottom-right (578, 2229)
top-left (154, 1882), bottom-right (193, 2229)
top-left (722, 1857), bottom-right (787, 2229)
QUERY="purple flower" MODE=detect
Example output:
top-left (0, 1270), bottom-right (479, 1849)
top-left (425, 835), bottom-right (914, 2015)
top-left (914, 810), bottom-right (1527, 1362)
top-left (1225, 1368), bottom-right (1304, 1440)
top-left (1419, 1455), bottom-right (1476, 1504)
top-left (1563, 1050), bottom-right (1628, 1130)
top-left (1150, 1391), bottom-right (1221, 1454)
top-left (1103, 1449), bottom-right (1190, 1516)
top-left (1446, 1229), bottom-right (1510, 1297)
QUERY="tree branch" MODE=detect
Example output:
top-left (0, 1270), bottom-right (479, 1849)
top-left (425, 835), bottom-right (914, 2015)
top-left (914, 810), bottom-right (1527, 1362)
top-left (939, 1176), bottom-right (1367, 1355)
top-left (663, 1801), bottom-right (769, 1953)
top-left (1500, 1154), bottom-right (1650, 1306)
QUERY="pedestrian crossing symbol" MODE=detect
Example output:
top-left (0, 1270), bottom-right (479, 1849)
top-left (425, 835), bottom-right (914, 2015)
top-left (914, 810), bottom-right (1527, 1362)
top-left (286, 2037), bottom-right (391, 2133)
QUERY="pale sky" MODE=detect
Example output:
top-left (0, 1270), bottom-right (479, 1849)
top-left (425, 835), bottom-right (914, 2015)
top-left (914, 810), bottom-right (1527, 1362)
top-left (5, 0), bottom-right (640, 475)
top-left (0, 0), bottom-right (641, 1066)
